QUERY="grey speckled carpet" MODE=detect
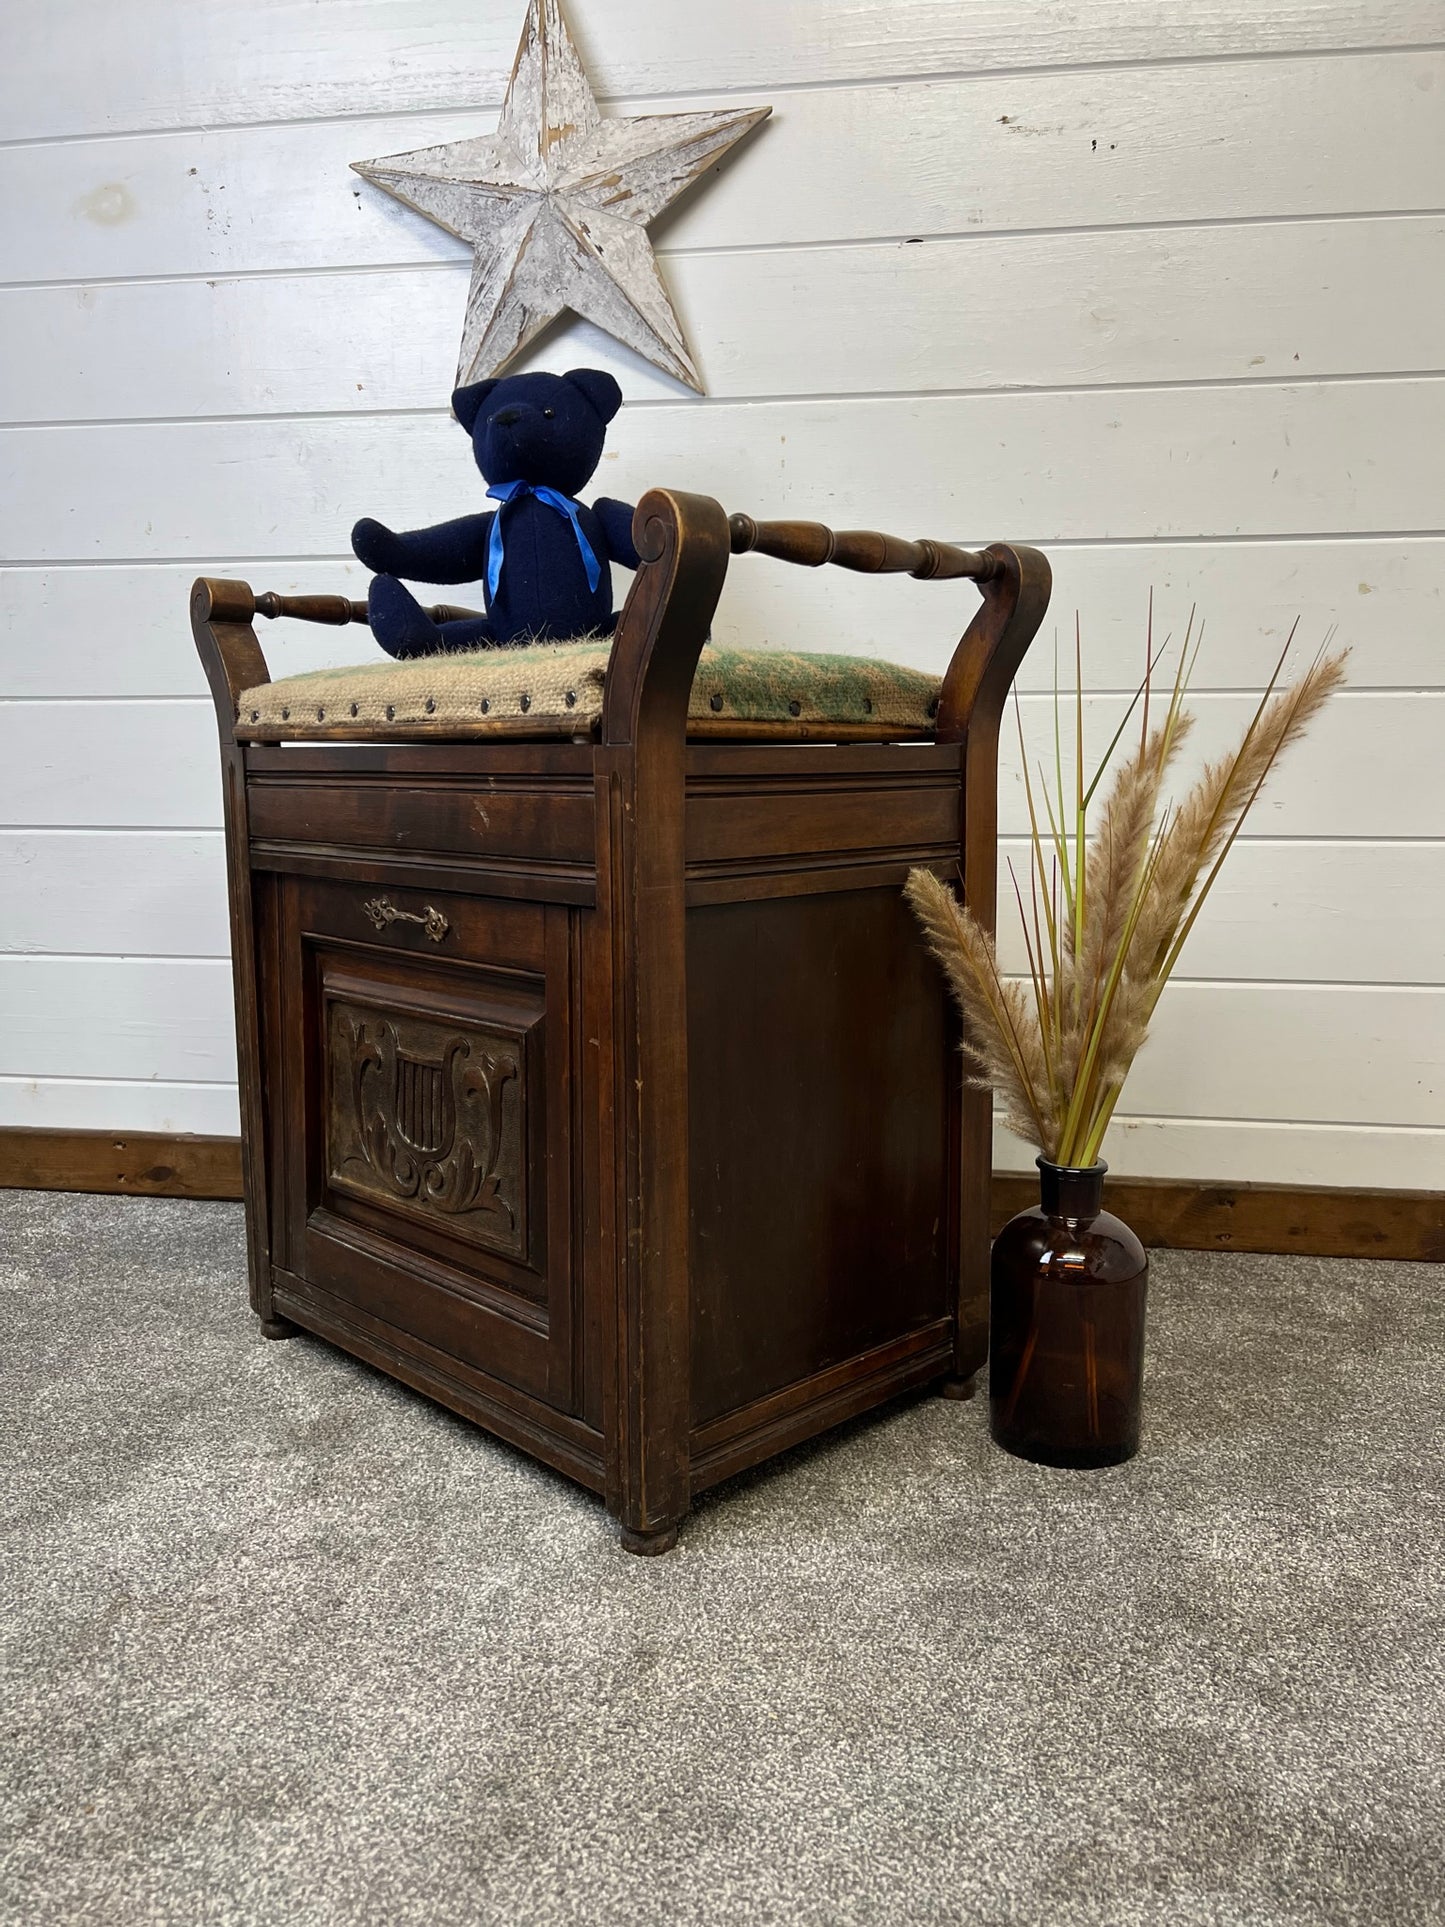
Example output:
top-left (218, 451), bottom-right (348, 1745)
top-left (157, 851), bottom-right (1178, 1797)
top-left (2, 1192), bottom-right (1443, 1927)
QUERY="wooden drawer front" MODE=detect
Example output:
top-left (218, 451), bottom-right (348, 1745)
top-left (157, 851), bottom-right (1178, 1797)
top-left (248, 774), bottom-right (595, 869)
top-left (301, 881), bottom-right (548, 975)
top-left (268, 878), bottom-right (576, 1408)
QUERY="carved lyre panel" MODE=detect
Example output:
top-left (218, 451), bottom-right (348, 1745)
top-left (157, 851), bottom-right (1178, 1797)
top-left (326, 997), bottom-right (526, 1259)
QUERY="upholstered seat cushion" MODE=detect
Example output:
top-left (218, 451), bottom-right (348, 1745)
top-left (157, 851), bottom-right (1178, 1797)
top-left (235, 639), bottom-right (943, 742)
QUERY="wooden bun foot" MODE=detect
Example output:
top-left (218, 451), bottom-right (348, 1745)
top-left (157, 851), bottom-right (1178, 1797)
top-left (619, 1523), bottom-right (679, 1557)
top-left (259, 1314), bottom-right (300, 1341)
top-left (939, 1373), bottom-right (977, 1402)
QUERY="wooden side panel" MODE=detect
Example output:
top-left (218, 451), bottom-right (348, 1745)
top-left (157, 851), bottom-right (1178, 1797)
top-left (685, 887), bottom-right (952, 1430)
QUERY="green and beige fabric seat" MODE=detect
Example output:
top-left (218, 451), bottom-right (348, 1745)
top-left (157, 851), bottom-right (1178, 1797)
top-left (235, 639), bottom-right (943, 743)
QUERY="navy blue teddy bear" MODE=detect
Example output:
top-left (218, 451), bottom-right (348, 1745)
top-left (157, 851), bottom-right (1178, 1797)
top-left (351, 367), bottom-right (640, 657)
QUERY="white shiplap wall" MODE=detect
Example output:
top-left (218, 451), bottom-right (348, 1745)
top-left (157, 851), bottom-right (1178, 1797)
top-left (2, 0), bottom-right (1443, 1189)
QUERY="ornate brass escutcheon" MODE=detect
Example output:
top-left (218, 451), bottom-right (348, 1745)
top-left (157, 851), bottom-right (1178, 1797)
top-left (363, 896), bottom-right (449, 943)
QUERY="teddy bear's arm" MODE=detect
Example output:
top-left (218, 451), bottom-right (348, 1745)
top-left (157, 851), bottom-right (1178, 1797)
top-left (592, 498), bottom-right (641, 573)
top-left (351, 511), bottom-right (495, 584)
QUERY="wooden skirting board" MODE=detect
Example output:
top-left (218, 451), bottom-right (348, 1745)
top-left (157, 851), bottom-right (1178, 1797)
top-left (1, 1129), bottom-right (247, 1204)
top-left (1, 1127), bottom-right (1440, 1263)
top-left (988, 1172), bottom-right (1444, 1265)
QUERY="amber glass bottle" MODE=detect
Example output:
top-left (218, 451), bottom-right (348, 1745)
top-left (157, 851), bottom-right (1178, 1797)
top-left (989, 1158), bottom-right (1148, 1467)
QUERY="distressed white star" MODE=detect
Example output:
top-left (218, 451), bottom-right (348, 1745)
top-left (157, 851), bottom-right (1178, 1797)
top-left (352, 0), bottom-right (769, 393)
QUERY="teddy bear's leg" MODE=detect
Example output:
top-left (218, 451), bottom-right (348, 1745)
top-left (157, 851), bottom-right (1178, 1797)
top-left (367, 575), bottom-right (450, 659)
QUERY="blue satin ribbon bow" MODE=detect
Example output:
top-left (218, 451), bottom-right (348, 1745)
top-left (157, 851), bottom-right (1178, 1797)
top-left (485, 481), bottom-right (602, 600)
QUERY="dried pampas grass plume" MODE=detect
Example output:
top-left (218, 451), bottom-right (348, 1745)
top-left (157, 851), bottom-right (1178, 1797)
top-left (905, 868), bottom-right (1054, 1154)
top-left (1127, 649), bottom-right (1348, 986)
top-left (908, 626), bottom-right (1348, 1168)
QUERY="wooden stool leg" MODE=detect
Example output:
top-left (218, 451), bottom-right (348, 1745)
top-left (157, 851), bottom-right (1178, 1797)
top-left (619, 1522), bottom-right (680, 1557)
top-left (937, 544), bottom-right (1051, 1391)
top-left (939, 1372), bottom-right (977, 1401)
top-left (259, 1314), bottom-right (300, 1341)
top-left (600, 492), bottom-right (730, 1568)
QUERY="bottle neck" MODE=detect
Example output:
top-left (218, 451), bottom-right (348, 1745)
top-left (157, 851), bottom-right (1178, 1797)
top-left (1037, 1156), bottom-right (1107, 1220)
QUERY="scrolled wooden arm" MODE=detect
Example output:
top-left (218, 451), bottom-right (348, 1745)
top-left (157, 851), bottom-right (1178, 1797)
top-left (934, 536), bottom-right (1051, 1377)
top-left (191, 577), bottom-right (269, 736)
top-left (728, 512), bottom-right (998, 583)
top-left (190, 576), bottom-right (488, 739)
top-left (937, 542), bottom-right (1052, 743)
top-left (604, 488), bottom-right (733, 748)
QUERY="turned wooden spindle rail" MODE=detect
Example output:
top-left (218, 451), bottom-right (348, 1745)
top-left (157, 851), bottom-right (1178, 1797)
top-left (727, 513), bottom-right (1000, 583)
top-left (252, 590), bottom-right (483, 626)
top-left (246, 513), bottom-right (998, 632)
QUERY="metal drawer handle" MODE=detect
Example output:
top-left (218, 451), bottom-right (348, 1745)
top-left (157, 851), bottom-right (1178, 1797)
top-left (363, 897), bottom-right (450, 944)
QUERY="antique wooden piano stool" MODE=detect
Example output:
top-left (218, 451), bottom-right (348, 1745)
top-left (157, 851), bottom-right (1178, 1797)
top-left (193, 489), bottom-right (1049, 1554)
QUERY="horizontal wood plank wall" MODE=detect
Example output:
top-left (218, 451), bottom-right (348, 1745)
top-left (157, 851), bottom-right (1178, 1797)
top-left (3, 2), bottom-right (1438, 139)
top-left (14, 219), bottom-right (1445, 420)
top-left (2, 2), bottom-right (1442, 1195)
top-left (11, 56), bottom-right (1444, 288)
top-left (3, 1129), bottom-right (1439, 1264)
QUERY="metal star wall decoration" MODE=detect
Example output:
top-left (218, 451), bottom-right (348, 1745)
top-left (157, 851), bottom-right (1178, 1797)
top-left (352, 0), bottom-right (770, 394)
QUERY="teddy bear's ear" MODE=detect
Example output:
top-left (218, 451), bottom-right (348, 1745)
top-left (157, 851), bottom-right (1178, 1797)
top-left (451, 380), bottom-right (498, 432)
top-left (564, 368), bottom-right (623, 424)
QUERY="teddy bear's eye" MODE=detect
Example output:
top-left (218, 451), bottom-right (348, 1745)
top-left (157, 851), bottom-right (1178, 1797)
top-left (542, 407), bottom-right (555, 419)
